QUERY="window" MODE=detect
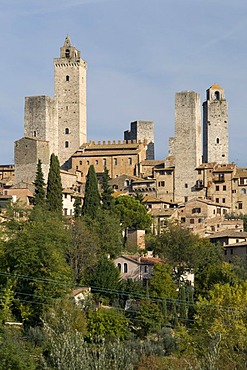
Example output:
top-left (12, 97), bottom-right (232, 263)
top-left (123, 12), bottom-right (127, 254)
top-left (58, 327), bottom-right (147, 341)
top-left (190, 219), bottom-right (194, 224)
top-left (198, 218), bottom-right (202, 223)
top-left (211, 226), bottom-right (215, 232)
top-left (239, 202), bottom-right (243, 210)
top-left (158, 181), bottom-right (165, 187)
top-left (33, 131), bottom-right (37, 137)
top-left (65, 128), bottom-right (70, 134)
top-left (184, 196), bottom-right (188, 202)
top-left (79, 161), bottom-right (82, 165)
top-left (144, 266), bottom-right (148, 273)
top-left (222, 198), bottom-right (226, 203)
top-left (216, 137), bottom-right (220, 144)
top-left (124, 263), bottom-right (128, 273)
top-left (185, 183), bottom-right (188, 188)
top-left (86, 160), bottom-right (89, 165)
top-left (65, 141), bottom-right (69, 148)
top-left (66, 75), bottom-right (70, 81)
top-left (103, 159), bottom-right (106, 166)
top-left (65, 49), bottom-right (70, 58)
top-left (128, 158), bottom-right (132, 165)
top-left (114, 158), bottom-right (117, 165)
top-left (230, 249), bottom-right (233, 255)
top-left (95, 160), bottom-right (98, 165)
top-left (117, 263), bottom-right (121, 271)
top-left (192, 207), bottom-right (201, 214)
top-left (198, 170), bottom-right (201, 175)
top-left (216, 198), bottom-right (219, 203)
top-left (217, 208), bottom-right (221, 215)
top-left (76, 165), bottom-right (78, 170)
top-left (216, 185), bottom-right (219, 191)
top-left (223, 185), bottom-right (226, 191)
top-left (241, 188), bottom-right (246, 195)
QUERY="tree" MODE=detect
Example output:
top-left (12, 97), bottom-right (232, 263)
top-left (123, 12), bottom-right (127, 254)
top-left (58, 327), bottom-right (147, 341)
top-left (114, 195), bottom-right (152, 230)
top-left (0, 210), bottom-right (72, 325)
top-left (193, 282), bottom-right (247, 368)
top-left (67, 218), bottom-right (101, 284)
top-left (86, 308), bottom-right (130, 342)
top-left (154, 224), bottom-right (201, 284)
top-left (101, 166), bottom-right (114, 211)
top-left (33, 159), bottom-right (46, 207)
top-left (46, 153), bottom-right (63, 215)
top-left (82, 165), bottom-right (100, 219)
top-left (149, 263), bottom-right (177, 299)
top-left (88, 256), bottom-right (120, 303)
top-left (73, 196), bottom-right (82, 218)
top-left (93, 210), bottom-right (123, 257)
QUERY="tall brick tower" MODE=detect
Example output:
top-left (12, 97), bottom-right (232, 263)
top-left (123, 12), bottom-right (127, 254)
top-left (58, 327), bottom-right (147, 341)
top-left (203, 84), bottom-right (228, 164)
top-left (174, 91), bottom-right (202, 203)
top-left (54, 35), bottom-right (87, 168)
top-left (124, 121), bottom-right (155, 160)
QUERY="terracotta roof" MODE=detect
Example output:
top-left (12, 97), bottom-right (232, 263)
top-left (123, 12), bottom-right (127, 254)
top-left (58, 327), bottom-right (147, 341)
top-left (210, 83), bottom-right (223, 90)
top-left (207, 230), bottom-right (247, 239)
top-left (119, 255), bottom-right (163, 265)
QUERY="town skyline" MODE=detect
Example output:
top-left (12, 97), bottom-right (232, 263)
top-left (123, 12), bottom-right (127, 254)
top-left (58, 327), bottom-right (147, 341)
top-left (1, 0), bottom-right (247, 165)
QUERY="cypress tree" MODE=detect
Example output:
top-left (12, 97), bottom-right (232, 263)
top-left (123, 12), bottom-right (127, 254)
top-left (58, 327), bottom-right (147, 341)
top-left (33, 159), bottom-right (45, 207)
top-left (82, 165), bottom-right (100, 219)
top-left (73, 196), bottom-right (82, 218)
top-left (101, 166), bottom-right (113, 211)
top-left (46, 154), bottom-right (63, 215)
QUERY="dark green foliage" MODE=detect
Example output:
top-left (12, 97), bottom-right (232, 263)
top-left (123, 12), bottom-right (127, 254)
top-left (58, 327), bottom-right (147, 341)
top-left (0, 328), bottom-right (36, 370)
top-left (101, 166), bottom-right (114, 211)
top-left (67, 218), bottom-right (101, 284)
top-left (0, 209), bottom-right (72, 325)
top-left (130, 300), bottom-right (163, 338)
top-left (82, 165), bottom-right (101, 219)
top-left (46, 153), bottom-right (63, 215)
top-left (86, 308), bottom-right (131, 342)
top-left (33, 159), bottom-right (46, 207)
top-left (73, 196), bottom-right (82, 218)
top-left (88, 256), bottom-right (120, 303)
top-left (93, 210), bottom-right (123, 257)
top-left (114, 195), bottom-right (152, 230)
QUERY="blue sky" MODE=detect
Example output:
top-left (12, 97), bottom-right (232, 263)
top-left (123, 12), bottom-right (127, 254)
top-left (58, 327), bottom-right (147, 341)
top-left (1, 0), bottom-right (247, 165)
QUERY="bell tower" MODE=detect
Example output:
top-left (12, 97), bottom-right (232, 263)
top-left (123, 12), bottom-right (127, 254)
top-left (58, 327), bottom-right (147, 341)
top-left (203, 84), bottom-right (228, 164)
top-left (54, 36), bottom-right (87, 168)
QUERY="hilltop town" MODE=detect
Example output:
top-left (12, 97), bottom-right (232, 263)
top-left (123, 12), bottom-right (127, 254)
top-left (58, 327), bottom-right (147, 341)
top-left (1, 36), bottom-right (247, 240)
top-left (0, 36), bottom-right (246, 369)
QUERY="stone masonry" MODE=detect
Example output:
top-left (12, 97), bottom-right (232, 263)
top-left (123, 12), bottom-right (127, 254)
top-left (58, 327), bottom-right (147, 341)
top-left (174, 91), bottom-right (202, 203)
top-left (124, 121), bottom-right (154, 160)
top-left (203, 84), bottom-right (228, 164)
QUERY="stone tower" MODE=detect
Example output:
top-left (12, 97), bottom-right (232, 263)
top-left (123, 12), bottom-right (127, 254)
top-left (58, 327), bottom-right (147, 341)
top-left (203, 84), bottom-right (228, 164)
top-left (174, 91), bottom-right (202, 203)
top-left (54, 35), bottom-right (87, 168)
top-left (124, 121), bottom-right (154, 160)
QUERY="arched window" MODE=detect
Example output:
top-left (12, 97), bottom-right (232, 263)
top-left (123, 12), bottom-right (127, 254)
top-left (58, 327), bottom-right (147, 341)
top-left (241, 188), bottom-right (246, 195)
top-left (117, 263), bottom-right (121, 271)
top-left (65, 128), bottom-right (70, 134)
top-left (33, 131), bottom-right (36, 137)
top-left (125, 180), bottom-right (130, 186)
top-left (124, 263), bottom-right (128, 273)
top-left (214, 91), bottom-right (220, 100)
top-left (66, 75), bottom-right (70, 82)
top-left (65, 49), bottom-right (70, 58)
top-left (216, 137), bottom-right (220, 144)
top-left (65, 141), bottom-right (69, 148)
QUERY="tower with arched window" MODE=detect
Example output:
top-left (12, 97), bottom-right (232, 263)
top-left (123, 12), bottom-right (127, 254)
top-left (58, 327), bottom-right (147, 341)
top-left (203, 84), bottom-right (228, 164)
top-left (54, 35), bottom-right (87, 168)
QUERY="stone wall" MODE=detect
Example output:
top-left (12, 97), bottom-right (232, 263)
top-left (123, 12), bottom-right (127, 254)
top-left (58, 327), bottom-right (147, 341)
top-left (124, 121), bottom-right (154, 160)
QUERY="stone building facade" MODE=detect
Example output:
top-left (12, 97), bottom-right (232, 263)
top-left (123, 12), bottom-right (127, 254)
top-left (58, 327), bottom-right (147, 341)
top-left (54, 35), bottom-right (87, 168)
top-left (174, 91), bottom-right (202, 203)
top-left (124, 121), bottom-right (154, 160)
top-left (71, 140), bottom-right (147, 182)
top-left (14, 36), bottom-right (87, 185)
top-left (203, 84), bottom-right (228, 164)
